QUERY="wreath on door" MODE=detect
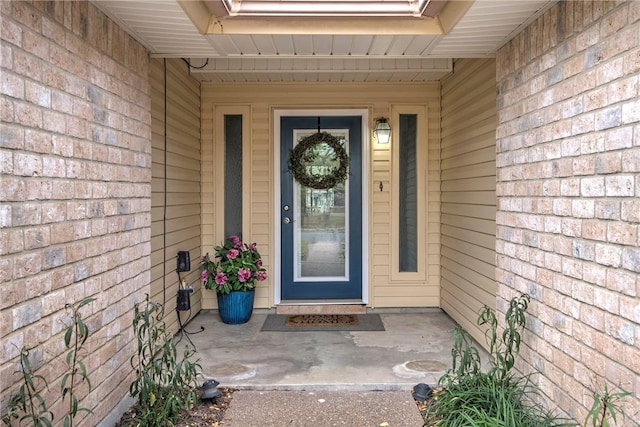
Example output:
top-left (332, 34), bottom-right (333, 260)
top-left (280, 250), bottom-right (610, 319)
top-left (287, 131), bottom-right (349, 190)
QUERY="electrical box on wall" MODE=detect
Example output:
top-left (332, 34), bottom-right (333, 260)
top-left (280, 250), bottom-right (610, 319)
top-left (177, 251), bottom-right (190, 272)
top-left (177, 288), bottom-right (192, 311)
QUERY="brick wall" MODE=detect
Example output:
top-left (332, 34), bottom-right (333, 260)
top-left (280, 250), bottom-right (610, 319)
top-left (496, 1), bottom-right (639, 423)
top-left (1, 1), bottom-right (151, 424)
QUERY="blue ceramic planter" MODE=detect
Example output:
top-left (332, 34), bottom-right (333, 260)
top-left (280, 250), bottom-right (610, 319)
top-left (216, 290), bottom-right (255, 324)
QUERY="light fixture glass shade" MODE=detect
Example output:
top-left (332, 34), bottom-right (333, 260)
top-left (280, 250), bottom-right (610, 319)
top-left (374, 118), bottom-right (391, 144)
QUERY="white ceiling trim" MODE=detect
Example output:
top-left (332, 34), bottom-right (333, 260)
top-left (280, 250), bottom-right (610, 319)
top-left (189, 57), bottom-right (453, 82)
top-left (205, 34), bottom-right (443, 57)
top-left (91, 0), bottom-right (557, 82)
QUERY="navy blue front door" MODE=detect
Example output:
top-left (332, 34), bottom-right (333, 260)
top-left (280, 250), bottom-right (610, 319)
top-left (281, 116), bottom-right (362, 300)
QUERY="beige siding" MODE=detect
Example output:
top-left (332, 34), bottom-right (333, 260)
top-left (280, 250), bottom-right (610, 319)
top-left (201, 83), bottom-right (441, 309)
top-left (151, 58), bottom-right (202, 332)
top-left (440, 58), bottom-right (497, 346)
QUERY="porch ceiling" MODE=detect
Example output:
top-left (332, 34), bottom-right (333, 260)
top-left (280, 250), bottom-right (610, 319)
top-left (91, 0), bottom-right (555, 83)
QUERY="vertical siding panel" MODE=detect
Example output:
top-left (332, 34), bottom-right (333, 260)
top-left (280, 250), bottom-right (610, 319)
top-left (150, 59), bottom-right (202, 332)
top-left (427, 90), bottom-right (442, 301)
top-left (250, 105), bottom-right (272, 308)
top-left (440, 58), bottom-right (497, 347)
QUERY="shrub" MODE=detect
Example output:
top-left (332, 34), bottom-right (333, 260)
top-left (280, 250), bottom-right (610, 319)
top-left (2, 347), bottom-right (53, 427)
top-left (128, 295), bottom-right (200, 426)
top-left (584, 383), bottom-right (631, 427)
top-left (424, 294), bottom-right (575, 427)
top-left (2, 298), bottom-right (95, 427)
top-left (61, 298), bottom-right (95, 427)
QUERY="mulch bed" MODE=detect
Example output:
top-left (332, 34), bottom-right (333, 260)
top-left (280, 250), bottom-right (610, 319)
top-left (175, 388), bottom-right (235, 427)
top-left (416, 398), bottom-right (429, 420)
top-left (117, 388), bottom-right (235, 427)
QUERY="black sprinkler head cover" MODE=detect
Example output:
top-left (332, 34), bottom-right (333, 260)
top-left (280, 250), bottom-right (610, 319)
top-left (412, 383), bottom-right (432, 401)
top-left (202, 387), bottom-right (222, 400)
top-left (202, 379), bottom-right (220, 389)
top-left (201, 378), bottom-right (221, 400)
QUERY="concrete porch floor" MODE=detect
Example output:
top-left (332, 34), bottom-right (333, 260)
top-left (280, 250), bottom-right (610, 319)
top-left (177, 308), bottom-right (471, 391)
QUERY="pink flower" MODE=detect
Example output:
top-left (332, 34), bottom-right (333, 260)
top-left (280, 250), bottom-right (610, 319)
top-left (200, 256), bottom-right (206, 263)
top-left (227, 248), bottom-right (239, 259)
top-left (256, 270), bottom-right (267, 281)
top-left (238, 268), bottom-right (252, 283)
top-left (200, 270), bottom-right (208, 282)
top-left (248, 243), bottom-right (257, 250)
top-left (214, 272), bottom-right (227, 285)
top-left (255, 259), bottom-right (263, 268)
top-left (229, 235), bottom-right (243, 248)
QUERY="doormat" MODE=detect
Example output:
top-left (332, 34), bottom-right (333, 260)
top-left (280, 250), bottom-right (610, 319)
top-left (261, 314), bottom-right (385, 331)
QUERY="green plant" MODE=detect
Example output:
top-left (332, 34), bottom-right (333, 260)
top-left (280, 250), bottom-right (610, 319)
top-left (447, 322), bottom-right (482, 381)
top-left (200, 235), bottom-right (267, 294)
top-left (478, 293), bottom-right (529, 381)
top-left (425, 293), bottom-right (575, 427)
top-left (129, 294), bottom-right (200, 426)
top-left (61, 297), bottom-right (95, 427)
top-left (2, 347), bottom-right (53, 427)
top-left (584, 383), bottom-right (631, 427)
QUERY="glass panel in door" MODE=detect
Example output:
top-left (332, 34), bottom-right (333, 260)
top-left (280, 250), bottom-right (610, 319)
top-left (281, 116), bottom-right (362, 300)
top-left (293, 128), bottom-right (348, 280)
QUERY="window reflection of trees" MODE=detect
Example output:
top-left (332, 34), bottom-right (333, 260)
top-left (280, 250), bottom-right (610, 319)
top-left (296, 135), bottom-right (347, 217)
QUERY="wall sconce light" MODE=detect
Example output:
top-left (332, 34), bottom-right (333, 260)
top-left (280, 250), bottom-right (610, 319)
top-left (374, 117), bottom-right (391, 144)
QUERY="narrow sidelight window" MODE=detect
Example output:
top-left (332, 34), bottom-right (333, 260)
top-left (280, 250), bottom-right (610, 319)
top-left (391, 105), bottom-right (426, 282)
top-left (224, 114), bottom-right (243, 237)
top-left (398, 114), bottom-right (418, 272)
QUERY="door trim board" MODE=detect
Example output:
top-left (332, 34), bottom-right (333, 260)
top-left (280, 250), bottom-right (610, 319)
top-left (273, 108), bottom-right (370, 306)
top-left (275, 304), bottom-right (367, 315)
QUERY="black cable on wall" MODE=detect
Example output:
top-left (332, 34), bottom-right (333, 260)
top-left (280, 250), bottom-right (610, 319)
top-left (159, 58), bottom-right (168, 320)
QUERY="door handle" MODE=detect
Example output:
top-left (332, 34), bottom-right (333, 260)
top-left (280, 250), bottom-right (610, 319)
top-left (283, 217), bottom-right (291, 224)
